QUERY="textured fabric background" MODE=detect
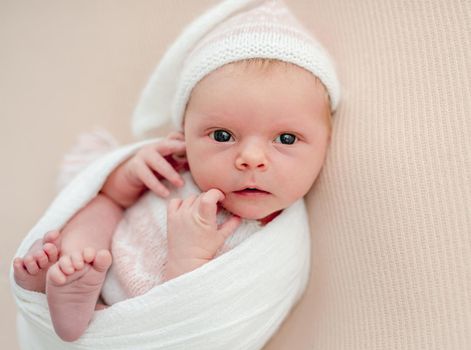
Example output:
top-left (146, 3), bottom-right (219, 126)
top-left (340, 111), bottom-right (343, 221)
top-left (266, 1), bottom-right (471, 349)
top-left (1, 1), bottom-right (470, 349)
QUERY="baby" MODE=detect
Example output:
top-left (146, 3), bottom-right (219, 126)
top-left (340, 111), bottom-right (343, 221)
top-left (13, 0), bottom-right (339, 343)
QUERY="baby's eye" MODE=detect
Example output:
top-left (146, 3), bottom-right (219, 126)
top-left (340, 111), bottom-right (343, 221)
top-left (275, 133), bottom-right (297, 145)
top-left (210, 129), bottom-right (234, 142)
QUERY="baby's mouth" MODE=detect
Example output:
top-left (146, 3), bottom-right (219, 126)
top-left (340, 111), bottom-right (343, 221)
top-left (233, 188), bottom-right (270, 195)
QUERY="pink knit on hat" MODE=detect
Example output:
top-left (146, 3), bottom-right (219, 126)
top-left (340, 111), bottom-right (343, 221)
top-left (189, 0), bottom-right (309, 55)
top-left (132, 0), bottom-right (340, 137)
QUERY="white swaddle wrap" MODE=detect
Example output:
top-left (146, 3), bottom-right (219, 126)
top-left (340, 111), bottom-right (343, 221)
top-left (10, 140), bottom-right (311, 350)
top-left (9, 0), bottom-right (339, 346)
top-left (101, 171), bottom-right (267, 305)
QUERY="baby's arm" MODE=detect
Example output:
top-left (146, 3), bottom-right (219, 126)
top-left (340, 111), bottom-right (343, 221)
top-left (164, 189), bottom-right (241, 281)
top-left (59, 137), bottom-right (187, 254)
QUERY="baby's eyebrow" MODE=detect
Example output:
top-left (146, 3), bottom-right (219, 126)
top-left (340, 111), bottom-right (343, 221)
top-left (196, 112), bottom-right (237, 125)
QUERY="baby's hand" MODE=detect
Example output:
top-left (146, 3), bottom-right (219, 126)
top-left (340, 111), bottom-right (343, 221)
top-left (124, 135), bottom-right (187, 197)
top-left (101, 133), bottom-right (187, 208)
top-left (165, 189), bottom-right (241, 280)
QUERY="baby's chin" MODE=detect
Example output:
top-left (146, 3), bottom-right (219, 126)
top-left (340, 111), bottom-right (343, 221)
top-left (220, 201), bottom-right (280, 221)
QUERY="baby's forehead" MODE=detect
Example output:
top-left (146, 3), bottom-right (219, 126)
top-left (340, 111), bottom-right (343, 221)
top-left (191, 59), bottom-right (326, 95)
top-left (198, 111), bottom-right (323, 130)
top-left (181, 58), bottom-right (331, 133)
top-left (190, 59), bottom-right (328, 104)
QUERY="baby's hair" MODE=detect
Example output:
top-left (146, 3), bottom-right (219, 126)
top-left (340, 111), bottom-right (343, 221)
top-left (234, 58), bottom-right (332, 133)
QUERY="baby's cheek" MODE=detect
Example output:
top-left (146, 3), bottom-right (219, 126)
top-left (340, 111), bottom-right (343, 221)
top-left (285, 171), bottom-right (317, 202)
top-left (189, 167), bottom-right (219, 193)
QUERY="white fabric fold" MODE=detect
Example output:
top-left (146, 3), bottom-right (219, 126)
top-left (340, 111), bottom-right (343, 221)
top-left (10, 140), bottom-right (311, 350)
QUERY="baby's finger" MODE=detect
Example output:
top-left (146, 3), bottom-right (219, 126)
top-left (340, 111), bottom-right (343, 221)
top-left (204, 189), bottom-right (225, 203)
top-left (168, 198), bottom-right (183, 214)
top-left (145, 153), bottom-right (184, 188)
top-left (167, 131), bottom-right (185, 141)
top-left (135, 161), bottom-right (170, 197)
top-left (197, 189), bottom-right (225, 222)
top-left (182, 194), bottom-right (198, 210)
top-left (218, 215), bottom-right (242, 239)
top-left (154, 140), bottom-right (186, 157)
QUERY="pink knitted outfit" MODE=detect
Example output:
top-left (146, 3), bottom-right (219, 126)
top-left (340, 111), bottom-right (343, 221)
top-left (101, 172), bottom-right (262, 305)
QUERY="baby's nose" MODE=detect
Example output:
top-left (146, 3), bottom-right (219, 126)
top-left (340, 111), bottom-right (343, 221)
top-left (235, 141), bottom-right (268, 171)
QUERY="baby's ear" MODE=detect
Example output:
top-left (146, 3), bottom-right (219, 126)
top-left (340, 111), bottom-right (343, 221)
top-left (167, 131), bottom-right (185, 141)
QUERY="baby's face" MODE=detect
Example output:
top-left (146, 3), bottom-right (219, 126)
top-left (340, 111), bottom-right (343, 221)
top-left (183, 62), bottom-right (331, 220)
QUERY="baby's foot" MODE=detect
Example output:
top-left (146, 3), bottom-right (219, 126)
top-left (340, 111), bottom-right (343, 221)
top-left (46, 248), bottom-right (112, 342)
top-left (13, 230), bottom-right (61, 292)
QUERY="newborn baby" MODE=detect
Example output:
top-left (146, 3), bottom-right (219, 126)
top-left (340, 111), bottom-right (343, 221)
top-left (13, 0), bottom-right (339, 343)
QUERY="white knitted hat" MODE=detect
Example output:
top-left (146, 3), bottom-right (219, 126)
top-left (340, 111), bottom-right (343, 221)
top-left (132, 0), bottom-right (340, 138)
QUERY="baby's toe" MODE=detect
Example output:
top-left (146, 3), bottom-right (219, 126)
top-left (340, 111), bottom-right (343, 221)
top-left (47, 263), bottom-right (67, 285)
top-left (43, 243), bottom-right (59, 263)
top-left (58, 256), bottom-right (75, 275)
top-left (82, 247), bottom-right (96, 264)
top-left (93, 250), bottom-right (112, 272)
top-left (70, 252), bottom-right (85, 270)
top-left (24, 255), bottom-right (40, 275)
top-left (13, 258), bottom-right (26, 273)
top-left (34, 250), bottom-right (49, 269)
top-left (43, 230), bottom-right (60, 244)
